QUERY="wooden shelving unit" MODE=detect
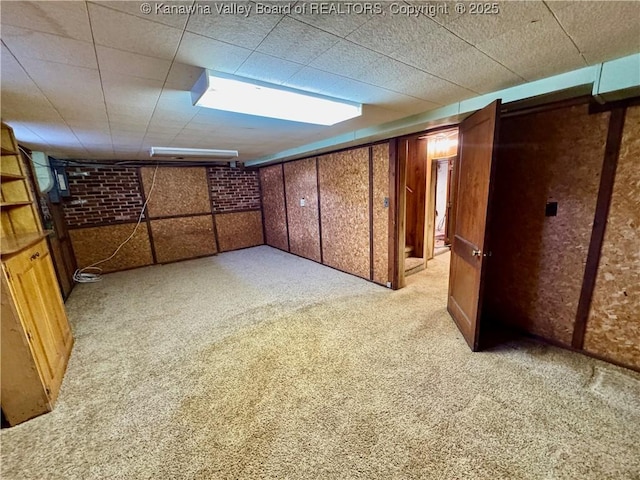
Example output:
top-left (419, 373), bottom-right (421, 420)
top-left (1, 122), bottom-right (74, 426)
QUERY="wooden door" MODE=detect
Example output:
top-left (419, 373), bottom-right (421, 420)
top-left (447, 100), bottom-right (500, 351)
top-left (5, 240), bottom-right (71, 399)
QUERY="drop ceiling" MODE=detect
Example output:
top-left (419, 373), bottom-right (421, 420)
top-left (1, 1), bottom-right (638, 163)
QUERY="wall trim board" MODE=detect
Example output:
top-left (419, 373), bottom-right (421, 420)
top-left (501, 94), bottom-right (592, 119)
top-left (136, 167), bottom-right (158, 265)
top-left (388, 139), bottom-right (399, 289)
top-left (572, 107), bottom-right (628, 349)
top-left (589, 95), bottom-right (640, 114)
top-left (205, 169), bottom-right (221, 254)
top-left (315, 157), bottom-right (324, 265)
top-left (256, 168), bottom-right (267, 253)
top-left (155, 252), bottom-right (218, 265)
top-left (146, 211), bottom-right (215, 221)
top-left (369, 146), bottom-right (374, 282)
top-left (66, 218), bottom-right (143, 230)
top-left (394, 138), bottom-right (407, 290)
top-left (281, 163), bottom-right (291, 252)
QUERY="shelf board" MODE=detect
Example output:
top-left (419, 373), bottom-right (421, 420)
top-left (0, 201), bottom-right (32, 209)
top-left (1, 172), bottom-right (25, 181)
top-left (1, 231), bottom-right (49, 256)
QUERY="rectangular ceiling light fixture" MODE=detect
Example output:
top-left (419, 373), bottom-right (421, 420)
top-left (149, 147), bottom-right (239, 159)
top-left (191, 70), bottom-right (362, 126)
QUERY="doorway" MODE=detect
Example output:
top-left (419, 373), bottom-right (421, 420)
top-left (399, 128), bottom-right (459, 280)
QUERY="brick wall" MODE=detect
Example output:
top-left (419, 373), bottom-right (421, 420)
top-left (62, 165), bottom-right (262, 227)
top-left (208, 166), bottom-right (261, 213)
top-left (62, 166), bottom-right (143, 227)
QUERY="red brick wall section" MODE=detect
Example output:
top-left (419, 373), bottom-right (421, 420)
top-left (62, 166), bottom-right (144, 228)
top-left (208, 166), bottom-right (261, 213)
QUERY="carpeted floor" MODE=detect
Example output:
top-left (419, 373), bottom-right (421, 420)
top-left (2, 246), bottom-right (639, 479)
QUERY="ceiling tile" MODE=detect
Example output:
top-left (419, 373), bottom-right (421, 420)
top-left (0, 0), bottom-right (92, 41)
top-left (346, 13), bottom-right (440, 56)
top-left (289, 4), bottom-right (373, 37)
top-left (174, 32), bottom-right (252, 72)
top-left (56, 106), bottom-right (110, 126)
top-left (96, 46), bottom-right (172, 81)
top-left (308, 40), bottom-right (376, 80)
top-left (444, 1), bottom-right (550, 45)
top-left (256, 17), bottom-right (341, 64)
top-left (393, 26), bottom-right (471, 71)
top-left (427, 47), bottom-right (523, 93)
top-left (2, 25), bottom-right (97, 69)
top-left (73, 130), bottom-right (113, 144)
top-left (9, 122), bottom-right (54, 148)
top-left (88, 3), bottom-right (183, 60)
top-left (234, 52), bottom-right (303, 84)
top-left (478, 16), bottom-right (585, 81)
top-left (19, 58), bottom-right (104, 109)
top-left (108, 113), bottom-right (153, 127)
top-left (185, 1), bottom-right (282, 49)
top-left (90, 1), bottom-right (190, 29)
top-left (548, 1), bottom-right (640, 64)
top-left (0, 45), bottom-right (52, 106)
top-left (403, 1), bottom-right (466, 26)
top-left (101, 72), bottom-right (163, 107)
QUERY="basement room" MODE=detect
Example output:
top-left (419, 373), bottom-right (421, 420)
top-left (1, 1), bottom-right (639, 479)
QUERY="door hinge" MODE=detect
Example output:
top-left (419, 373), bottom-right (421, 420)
top-left (26, 331), bottom-right (33, 341)
top-left (45, 387), bottom-right (51, 396)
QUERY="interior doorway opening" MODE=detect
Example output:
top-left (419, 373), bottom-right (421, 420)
top-left (401, 128), bottom-right (459, 279)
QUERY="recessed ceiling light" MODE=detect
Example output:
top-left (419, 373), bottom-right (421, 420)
top-left (191, 70), bottom-right (362, 126)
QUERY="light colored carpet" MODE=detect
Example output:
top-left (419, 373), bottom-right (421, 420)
top-left (2, 246), bottom-right (639, 479)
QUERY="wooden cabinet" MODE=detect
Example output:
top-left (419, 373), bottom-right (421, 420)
top-left (1, 122), bottom-right (74, 426)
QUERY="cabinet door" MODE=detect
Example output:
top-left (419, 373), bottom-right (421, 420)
top-left (4, 241), bottom-right (70, 398)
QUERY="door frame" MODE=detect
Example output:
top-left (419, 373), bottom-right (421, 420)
top-left (391, 125), bottom-right (459, 289)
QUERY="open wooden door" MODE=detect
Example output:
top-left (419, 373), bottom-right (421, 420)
top-left (447, 100), bottom-right (500, 351)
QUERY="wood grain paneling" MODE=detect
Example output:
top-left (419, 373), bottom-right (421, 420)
top-left (405, 137), bottom-right (427, 256)
top-left (484, 104), bottom-right (610, 345)
top-left (215, 211), bottom-right (264, 252)
top-left (150, 215), bottom-right (217, 263)
top-left (283, 158), bottom-right (321, 262)
top-left (69, 223), bottom-right (153, 273)
top-left (584, 105), bottom-right (640, 369)
top-left (141, 167), bottom-right (210, 218)
top-left (372, 143), bottom-right (390, 285)
top-left (259, 165), bottom-right (288, 251)
top-left (318, 147), bottom-right (370, 279)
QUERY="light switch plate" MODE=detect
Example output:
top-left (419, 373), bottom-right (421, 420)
top-left (300, 198), bottom-right (306, 207)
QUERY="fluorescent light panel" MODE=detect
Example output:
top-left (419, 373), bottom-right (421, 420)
top-left (192, 70), bottom-right (362, 126)
top-left (150, 147), bottom-right (238, 159)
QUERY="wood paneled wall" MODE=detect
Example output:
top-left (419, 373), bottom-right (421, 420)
top-left (485, 104), bottom-right (610, 346)
top-left (584, 105), bottom-right (640, 369)
top-left (319, 148), bottom-right (371, 279)
top-left (141, 167), bottom-right (217, 263)
top-left (283, 158), bottom-right (321, 262)
top-left (259, 165), bottom-right (289, 252)
top-left (69, 223), bottom-right (153, 273)
top-left (372, 143), bottom-right (390, 285)
top-left (259, 144), bottom-right (391, 285)
top-left (405, 137), bottom-right (427, 256)
top-left (68, 165), bottom-right (263, 273)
